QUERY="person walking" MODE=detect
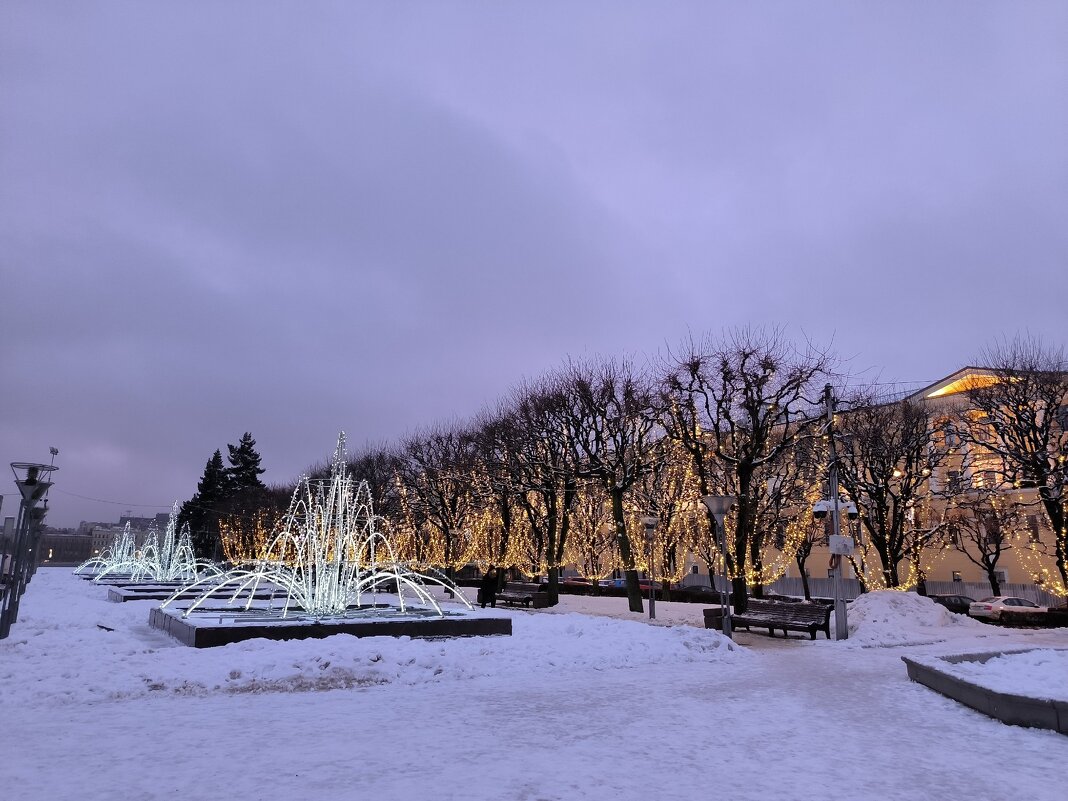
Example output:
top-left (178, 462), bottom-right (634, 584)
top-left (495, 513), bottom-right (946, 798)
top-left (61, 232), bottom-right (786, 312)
top-left (479, 566), bottom-right (499, 609)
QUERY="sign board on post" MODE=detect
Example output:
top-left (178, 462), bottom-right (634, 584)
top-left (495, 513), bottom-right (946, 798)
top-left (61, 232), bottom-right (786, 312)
top-left (829, 535), bottom-right (854, 556)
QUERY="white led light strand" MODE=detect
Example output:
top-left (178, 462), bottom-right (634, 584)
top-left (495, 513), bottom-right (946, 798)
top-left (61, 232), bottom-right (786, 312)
top-left (74, 523), bottom-right (136, 576)
top-left (165, 433), bottom-right (472, 619)
top-left (81, 503), bottom-right (219, 583)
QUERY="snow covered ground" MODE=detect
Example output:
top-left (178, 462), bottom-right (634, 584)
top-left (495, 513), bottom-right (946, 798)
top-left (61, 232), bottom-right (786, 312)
top-left (3, 569), bottom-right (1067, 801)
top-left (941, 649), bottom-right (1068, 702)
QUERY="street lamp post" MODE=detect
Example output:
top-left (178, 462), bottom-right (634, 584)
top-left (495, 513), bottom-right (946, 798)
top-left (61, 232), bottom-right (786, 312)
top-left (641, 516), bottom-right (659, 620)
top-left (700, 495), bottom-right (736, 639)
top-left (820, 383), bottom-right (856, 641)
top-left (1, 461), bottom-right (58, 639)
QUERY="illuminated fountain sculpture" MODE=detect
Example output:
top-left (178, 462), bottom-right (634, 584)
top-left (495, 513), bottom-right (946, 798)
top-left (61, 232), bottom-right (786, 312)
top-left (85, 503), bottom-right (218, 583)
top-left (162, 433), bottom-right (474, 622)
top-left (74, 523), bottom-right (136, 577)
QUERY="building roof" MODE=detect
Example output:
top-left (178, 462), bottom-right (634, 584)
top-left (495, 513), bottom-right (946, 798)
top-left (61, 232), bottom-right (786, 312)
top-left (906, 367), bottom-right (1000, 403)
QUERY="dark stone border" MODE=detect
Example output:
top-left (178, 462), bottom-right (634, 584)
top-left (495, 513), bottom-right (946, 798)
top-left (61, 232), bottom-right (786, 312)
top-left (902, 650), bottom-right (1068, 735)
top-left (108, 586), bottom-right (278, 603)
top-left (150, 606), bottom-right (512, 648)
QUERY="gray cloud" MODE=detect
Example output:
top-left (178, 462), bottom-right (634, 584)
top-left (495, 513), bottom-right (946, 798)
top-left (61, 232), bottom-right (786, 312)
top-left (2, 1), bottom-right (1065, 525)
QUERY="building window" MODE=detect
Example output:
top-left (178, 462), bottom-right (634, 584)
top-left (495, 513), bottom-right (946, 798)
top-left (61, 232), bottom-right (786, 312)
top-left (995, 569), bottom-right (1009, 585)
top-left (948, 524), bottom-right (962, 549)
top-left (951, 571), bottom-right (962, 582)
top-left (691, 564), bottom-right (699, 575)
top-left (1027, 515), bottom-right (1041, 543)
top-left (946, 470), bottom-right (962, 493)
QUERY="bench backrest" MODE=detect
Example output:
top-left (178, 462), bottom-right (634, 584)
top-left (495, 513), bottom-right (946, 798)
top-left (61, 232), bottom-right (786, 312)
top-left (744, 599), bottom-right (830, 623)
top-left (502, 582), bottom-right (547, 594)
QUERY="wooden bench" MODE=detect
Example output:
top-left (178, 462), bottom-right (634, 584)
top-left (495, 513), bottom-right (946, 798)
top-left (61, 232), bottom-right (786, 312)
top-left (496, 581), bottom-right (551, 609)
top-left (729, 598), bottom-right (833, 640)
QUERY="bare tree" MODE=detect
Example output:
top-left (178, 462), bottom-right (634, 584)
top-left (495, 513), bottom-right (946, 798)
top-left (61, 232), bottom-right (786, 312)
top-left (560, 358), bottom-right (660, 613)
top-left (345, 444), bottom-right (405, 522)
top-left (469, 408), bottom-right (524, 572)
top-left (398, 424), bottom-right (480, 572)
top-left (565, 482), bottom-right (618, 584)
top-left (660, 327), bottom-right (834, 612)
top-left (961, 336), bottom-right (1068, 587)
top-left (836, 394), bottom-right (945, 588)
top-left (629, 437), bottom-right (700, 600)
top-left (792, 517), bottom-right (825, 601)
top-left (505, 378), bottom-right (581, 605)
top-left (948, 489), bottom-right (1022, 595)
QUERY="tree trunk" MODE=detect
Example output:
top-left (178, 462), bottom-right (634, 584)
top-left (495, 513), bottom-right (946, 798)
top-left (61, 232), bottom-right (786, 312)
top-left (730, 576), bottom-right (745, 612)
top-left (546, 564), bottom-right (560, 606)
top-left (1039, 492), bottom-right (1067, 587)
top-left (611, 488), bottom-right (644, 613)
top-left (986, 568), bottom-right (1001, 597)
top-left (732, 468), bottom-right (754, 614)
top-left (545, 502), bottom-right (560, 606)
top-left (796, 557), bottom-right (812, 600)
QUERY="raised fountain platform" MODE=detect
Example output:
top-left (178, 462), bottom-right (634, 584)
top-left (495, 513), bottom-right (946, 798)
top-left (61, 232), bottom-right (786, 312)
top-left (902, 650), bottom-right (1068, 734)
top-left (109, 584), bottom-right (279, 603)
top-left (150, 604), bottom-right (512, 648)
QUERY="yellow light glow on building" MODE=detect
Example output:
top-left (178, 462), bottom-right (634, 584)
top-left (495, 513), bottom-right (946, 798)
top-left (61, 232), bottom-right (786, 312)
top-left (926, 373), bottom-right (1000, 398)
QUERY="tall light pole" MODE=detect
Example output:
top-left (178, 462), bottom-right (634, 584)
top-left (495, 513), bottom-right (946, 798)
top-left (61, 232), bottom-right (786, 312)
top-left (822, 383), bottom-right (852, 641)
top-left (701, 495), bottom-right (736, 639)
top-left (641, 516), bottom-right (659, 620)
top-left (1, 461), bottom-right (57, 639)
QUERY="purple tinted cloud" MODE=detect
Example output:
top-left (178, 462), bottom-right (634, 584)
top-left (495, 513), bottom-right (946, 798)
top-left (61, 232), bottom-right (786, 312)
top-left (2, 1), bottom-right (1065, 525)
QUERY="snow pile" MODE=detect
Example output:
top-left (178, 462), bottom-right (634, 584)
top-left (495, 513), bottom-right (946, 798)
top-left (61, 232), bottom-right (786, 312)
top-left (942, 648), bottom-right (1068, 702)
top-left (0, 570), bottom-right (743, 705)
top-left (842, 590), bottom-right (985, 646)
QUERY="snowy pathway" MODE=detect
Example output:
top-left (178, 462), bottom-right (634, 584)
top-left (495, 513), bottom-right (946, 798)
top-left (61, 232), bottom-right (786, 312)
top-left (3, 570), bottom-right (1066, 801)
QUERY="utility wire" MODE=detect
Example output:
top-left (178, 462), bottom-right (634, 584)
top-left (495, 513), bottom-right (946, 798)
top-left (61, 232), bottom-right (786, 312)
top-left (51, 488), bottom-right (173, 508)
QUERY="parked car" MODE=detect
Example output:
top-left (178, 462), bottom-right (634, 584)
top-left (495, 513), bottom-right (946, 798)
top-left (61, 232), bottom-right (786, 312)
top-left (674, 584), bottom-right (721, 603)
top-left (929, 594), bottom-right (975, 615)
top-left (558, 577), bottom-right (594, 595)
top-left (968, 596), bottom-right (1048, 623)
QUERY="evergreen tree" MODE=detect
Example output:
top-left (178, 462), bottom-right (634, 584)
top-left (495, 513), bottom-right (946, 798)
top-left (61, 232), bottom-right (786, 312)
top-left (226, 432), bottom-right (266, 493)
top-left (179, 450), bottom-right (228, 559)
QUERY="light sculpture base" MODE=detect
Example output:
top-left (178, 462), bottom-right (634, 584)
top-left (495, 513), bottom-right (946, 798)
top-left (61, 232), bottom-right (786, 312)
top-left (150, 604), bottom-right (512, 648)
top-left (109, 585), bottom-right (279, 603)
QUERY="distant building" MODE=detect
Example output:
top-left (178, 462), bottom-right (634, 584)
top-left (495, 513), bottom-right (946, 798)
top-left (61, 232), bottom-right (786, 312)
top-left (682, 366), bottom-right (1065, 597)
top-left (119, 513), bottom-right (170, 530)
top-left (39, 528), bottom-right (93, 566)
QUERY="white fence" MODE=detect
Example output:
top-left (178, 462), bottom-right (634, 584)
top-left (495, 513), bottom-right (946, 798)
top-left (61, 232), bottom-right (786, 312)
top-left (922, 580), bottom-right (1062, 607)
top-left (679, 575), bottom-right (1062, 606)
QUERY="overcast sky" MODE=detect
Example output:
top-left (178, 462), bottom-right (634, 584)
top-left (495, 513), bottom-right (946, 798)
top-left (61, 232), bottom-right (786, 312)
top-left (2, 1), bottom-right (1066, 528)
